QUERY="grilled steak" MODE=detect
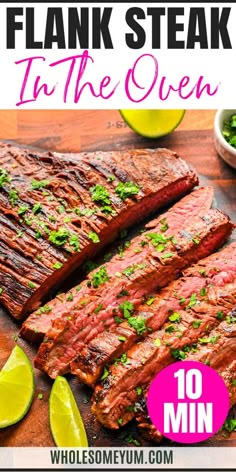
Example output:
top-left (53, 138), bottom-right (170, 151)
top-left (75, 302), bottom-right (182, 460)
top-left (0, 143), bottom-right (198, 319)
top-left (70, 187), bottom-right (215, 384)
top-left (21, 187), bottom-right (213, 343)
top-left (33, 205), bottom-right (232, 379)
top-left (91, 243), bottom-right (236, 429)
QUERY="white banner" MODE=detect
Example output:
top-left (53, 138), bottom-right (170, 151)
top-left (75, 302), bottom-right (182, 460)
top-left (0, 3), bottom-right (236, 109)
top-left (0, 447), bottom-right (236, 470)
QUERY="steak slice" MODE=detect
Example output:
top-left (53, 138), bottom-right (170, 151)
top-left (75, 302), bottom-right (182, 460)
top-left (72, 229), bottom-right (236, 386)
top-left (0, 143), bottom-right (198, 319)
top-left (70, 187), bottom-right (215, 384)
top-left (91, 246), bottom-right (236, 429)
top-left (34, 208), bottom-right (233, 379)
top-left (21, 187), bottom-right (213, 343)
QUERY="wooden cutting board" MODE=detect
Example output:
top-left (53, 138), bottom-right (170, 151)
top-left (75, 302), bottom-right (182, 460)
top-left (0, 123), bottom-right (236, 447)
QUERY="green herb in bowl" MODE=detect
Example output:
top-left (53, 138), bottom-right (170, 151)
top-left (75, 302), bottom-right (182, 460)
top-left (222, 114), bottom-right (236, 148)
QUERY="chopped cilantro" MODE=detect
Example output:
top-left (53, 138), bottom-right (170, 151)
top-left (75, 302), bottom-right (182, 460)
top-left (192, 237), bottom-right (200, 244)
top-left (170, 348), bottom-right (187, 360)
top-left (192, 320), bottom-right (202, 329)
top-left (222, 418), bottom-right (236, 433)
top-left (154, 338), bottom-right (161, 347)
top-left (63, 216), bottom-right (71, 224)
top-left (76, 285), bottom-right (82, 292)
top-left (114, 316), bottom-right (123, 324)
top-left (66, 292), bottom-right (74, 302)
top-left (222, 114), bottom-right (236, 149)
top-left (88, 231), bottom-right (100, 243)
top-left (165, 324), bottom-right (175, 333)
top-left (117, 418), bottom-right (123, 425)
top-left (198, 336), bottom-right (219, 344)
top-left (146, 297), bottom-right (155, 306)
top-left (37, 393), bottom-right (43, 400)
top-left (100, 366), bottom-right (109, 381)
top-left (32, 202), bottom-right (42, 214)
top-left (119, 301), bottom-right (134, 318)
top-left (49, 228), bottom-right (70, 246)
top-left (117, 289), bottom-right (130, 298)
top-left (136, 386), bottom-right (143, 396)
top-left (13, 333), bottom-right (18, 342)
top-left (48, 215), bottom-right (57, 223)
top-left (127, 316), bottom-right (147, 335)
top-left (90, 184), bottom-right (111, 206)
top-left (123, 263), bottom-right (146, 277)
top-left (0, 168), bottom-right (11, 187)
top-left (226, 314), bottom-right (236, 324)
top-left (186, 293), bottom-right (198, 309)
top-left (179, 296), bottom-right (186, 305)
top-left (199, 287), bottom-right (207, 297)
top-left (31, 179), bottom-right (49, 190)
top-left (161, 252), bottom-right (174, 259)
top-left (28, 281), bottom-right (36, 289)
top-left (69, 234), bottom-right (80, 252)
top-left (18, 205), bottom-right (28, 215)
top-left (118, 336), bottom-right (126, 342)
top-left (169, 312), bottom-right (181, 323)
top-left (91, 266), bottom-right (109, 288)
top-left (53, 262), bottom-right (63, 270)
top-left (199, 269), bottom-right (206, 276)
top-left (115, 181), bottom-right (140, 201)
top-left (9, 189), bottom-right (18, 206)
top-left (0, 288), bottom-right (3, 295)
top-left (94, 304), bottom-right (103, 314)
top-left (57, 205), bottom-right (65, 214)
top-left (36, 254), bottom-right (42, 261)
top-left (107, 175), bottom-right (115, 183)
top-left (160, 217), bottom-right (169, 232)
top-left (217, 311), bottom-right (224, 320)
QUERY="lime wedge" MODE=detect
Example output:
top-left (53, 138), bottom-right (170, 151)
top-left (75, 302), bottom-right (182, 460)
top-left (0, 345), bottom-right (34, 428)
top-left (120, 109), bottom-right (185, 138)
top-left (49, 376), bottom-right (88, 447)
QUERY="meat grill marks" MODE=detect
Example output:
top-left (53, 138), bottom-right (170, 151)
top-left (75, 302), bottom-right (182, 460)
top-left (0, 143), bottom-right (198, 319)
top-left (33, 204), bottom-right (233, 379)
top-left (70, 187), bottom-right (215, 384)
top-left (21, 187), bottom-right (213, 343)
top-left (91, 243), bottom-right (236, 429)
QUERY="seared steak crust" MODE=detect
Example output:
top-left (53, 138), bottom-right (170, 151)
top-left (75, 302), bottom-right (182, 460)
top-left (0, 143), bottom-right (198, 319)
top-left (91, 243), bottom-right (236, 429)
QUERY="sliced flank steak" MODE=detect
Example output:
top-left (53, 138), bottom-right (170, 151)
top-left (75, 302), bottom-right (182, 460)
top-left (0, 143), bottom-right (198, 319)
top-left (34, 206), bottom-right (233, 379)
top-left (21, 187), bottom-right (213, 343)
top-left (70, 187), bottom-right (216, 384)
top-left (71, 215), bottom-right (235, 386)
top-left (91, 244), bottom-right (236, 429)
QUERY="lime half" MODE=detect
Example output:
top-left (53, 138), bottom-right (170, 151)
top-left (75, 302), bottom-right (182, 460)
top-left (49, 376), bottom-right (88, 447)
top-left (120, 109), bottom-right (185, 138)
top-left (0, 346), bottom-right (34, 428)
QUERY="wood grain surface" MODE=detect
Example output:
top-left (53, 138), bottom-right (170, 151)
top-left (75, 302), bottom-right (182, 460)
top-left (0, 110), bottom-right (236, 447)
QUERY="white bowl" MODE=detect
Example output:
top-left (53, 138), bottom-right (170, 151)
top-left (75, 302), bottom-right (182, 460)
top-left (214, 109), bottom-right (236, 169)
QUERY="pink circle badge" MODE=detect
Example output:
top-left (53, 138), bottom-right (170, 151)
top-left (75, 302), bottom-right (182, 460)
top-left (147, 361), bottom-right (230, 444)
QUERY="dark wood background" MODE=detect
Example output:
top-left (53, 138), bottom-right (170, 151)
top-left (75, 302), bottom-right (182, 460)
top-left (0, 110), bottom-right (235, 447)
